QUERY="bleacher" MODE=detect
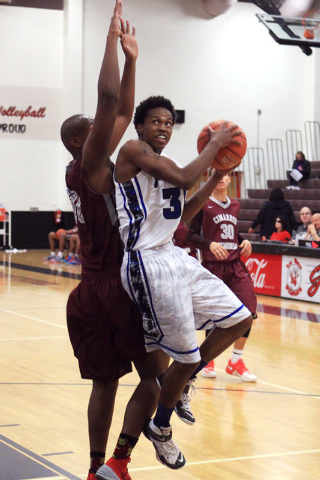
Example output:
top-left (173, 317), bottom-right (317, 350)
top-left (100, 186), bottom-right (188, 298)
top-left (237, 160), bottom-right (320, 242)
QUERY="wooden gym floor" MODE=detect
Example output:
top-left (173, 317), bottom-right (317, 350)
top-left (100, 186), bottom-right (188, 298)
top-left (0, 249), bottom-right (319, 480)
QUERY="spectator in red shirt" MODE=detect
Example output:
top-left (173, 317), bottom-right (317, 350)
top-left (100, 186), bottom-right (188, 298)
top-left (270, 216), bottom-right (291, 243)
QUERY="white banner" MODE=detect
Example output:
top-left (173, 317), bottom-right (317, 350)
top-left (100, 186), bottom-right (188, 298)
top-left (281, 255), bottom-right (320, 303)
top-left (0, 86), bottom-right (62, 140)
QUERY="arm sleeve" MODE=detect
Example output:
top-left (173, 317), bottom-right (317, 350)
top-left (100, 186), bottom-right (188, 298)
top-left (186, 210), bottom-right (211, 250)
top-left (173, 227), bottom-right (186, 249)
top-left (238, 233), bottom-right (245, 243)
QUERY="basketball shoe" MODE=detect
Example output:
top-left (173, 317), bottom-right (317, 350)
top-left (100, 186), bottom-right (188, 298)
top-left (174, 378), bottom-right (196, 425)
top-left (143, 419), bottom-right (185, 469)
top-left (87, 472), bottom-right (97, 480)
top-left (225, 359), bottom-right (257, 382)
top-left (68, 256), bottom-right (81, 265)
top-left (156, 375), bottom-right (196, 425)
top-left (201, 360), bottom-right (217, 378)
top-left (62, 253), bottom-right (73, 263)
top-left (96, 457), bottom-right (131, 480)
top-left (43, 254), bottom-right (55, 262)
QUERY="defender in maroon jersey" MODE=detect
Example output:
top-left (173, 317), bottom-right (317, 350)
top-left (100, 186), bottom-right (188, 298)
top-left (60, 3), bottom-right (168, 480)
top-left (187, 173), bottom-right (257, 382)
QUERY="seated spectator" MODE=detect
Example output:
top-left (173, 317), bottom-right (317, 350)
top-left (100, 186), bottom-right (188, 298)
top-left (63, 232), bottom-right (81, 265)
top-left (173, 221), bottom-right (197, 258)
top-left (270, 216), bottom-right (291, 243)
top-left (287, 151), bottom-right (310, 190)
top-left (248, 188), bottom-right (297, 240)
top-left (289, 206), bottom-right (312, 244)
top-left (306, 213), bottom-right (320, 242)
top-left (44, 226), bottom-right (78, 262)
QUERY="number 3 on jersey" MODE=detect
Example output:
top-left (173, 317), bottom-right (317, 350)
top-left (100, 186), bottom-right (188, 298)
top-left (162, 187), bottom-right (182, 219)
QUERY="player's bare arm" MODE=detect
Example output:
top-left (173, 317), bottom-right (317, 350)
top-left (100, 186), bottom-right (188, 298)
top-left (181, 168), bottom-right (234, 224)
top-left (81, 0), bottom-right (122, 194)
top-left (109, 18), bottom-right (138, 156)
top-left (115, 124), bottom-right (242, 189)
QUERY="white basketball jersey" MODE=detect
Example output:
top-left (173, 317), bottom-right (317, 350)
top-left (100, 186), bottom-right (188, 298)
top-left (115, 164), bottom-right (185, 251)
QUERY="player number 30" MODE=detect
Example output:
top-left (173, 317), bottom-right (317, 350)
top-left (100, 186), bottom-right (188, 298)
top-left (220, 223), bottom-right (234, 240)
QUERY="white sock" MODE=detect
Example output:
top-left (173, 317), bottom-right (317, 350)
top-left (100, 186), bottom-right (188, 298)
top-left (57, 251), bottom-right (63, 258)
top-left (231, 349), bottom-right (243, 364)
top-left (51, 251), bottom-right (56, 257)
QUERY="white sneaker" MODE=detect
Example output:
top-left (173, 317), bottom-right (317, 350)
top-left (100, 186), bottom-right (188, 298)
top-left (143, 419), bottom-right (185, 469)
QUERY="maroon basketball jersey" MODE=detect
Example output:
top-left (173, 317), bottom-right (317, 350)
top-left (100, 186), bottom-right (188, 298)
top-left (66, 158), bottom-right (123, 276)
top-left (191, 196), bottom-right (241, 263)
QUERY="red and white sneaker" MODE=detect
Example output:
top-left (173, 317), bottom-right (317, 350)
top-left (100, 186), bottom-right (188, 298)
top-left (87, 473), bottom-right (97, 480)
top-left (201, 360), bottom-right (217, 378)
top-left (96, 457), bottom-right (132, 480)
top-left (225, 359), bottom-right (257, 382)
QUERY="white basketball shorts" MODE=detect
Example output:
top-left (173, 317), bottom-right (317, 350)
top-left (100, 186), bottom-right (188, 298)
top-left (121, 242), bottom-right (250, 363)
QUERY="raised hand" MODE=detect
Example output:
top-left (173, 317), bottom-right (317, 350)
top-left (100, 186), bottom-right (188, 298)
top-left (120, 18), bottom-right (138, 60)
top-left (109, 0), bottom-right (122, 37)
top-left (208, 122), bottom-right (242, 150)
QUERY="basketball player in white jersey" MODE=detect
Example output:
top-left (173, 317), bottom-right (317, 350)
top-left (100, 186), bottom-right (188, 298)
top-left (114, 96), bottom-right (253, 469)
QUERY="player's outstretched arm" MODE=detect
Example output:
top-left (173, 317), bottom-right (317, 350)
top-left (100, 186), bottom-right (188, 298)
top-left (181, 168), bottom-right (234, 224)
top-left (82, 0), bottom-right (122, 194)
top-left (109, 19), bottom-right (138, 156)
top-left (115, 123), bottom-right (242, 189)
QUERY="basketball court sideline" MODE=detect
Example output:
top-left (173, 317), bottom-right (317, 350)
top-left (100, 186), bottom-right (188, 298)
top-left (0, 250), bottom-right (319, 480)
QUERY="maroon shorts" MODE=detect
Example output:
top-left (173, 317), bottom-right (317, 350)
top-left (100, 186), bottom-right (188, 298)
top-left (202, 259), bottom-right (257, 316)
top-left (67, 275), bottom-right (147, 382)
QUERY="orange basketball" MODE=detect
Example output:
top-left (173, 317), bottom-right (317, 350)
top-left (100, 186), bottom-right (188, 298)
top-left (197, 120), bottom-right (247, 170)
top-left (56, 229), bottom-right (66, 239)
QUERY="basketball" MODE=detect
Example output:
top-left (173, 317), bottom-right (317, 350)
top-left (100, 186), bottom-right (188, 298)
top-left (56, 229), bottom-right (66, 239)
top-left (197, 120), bottom-right (247, 170)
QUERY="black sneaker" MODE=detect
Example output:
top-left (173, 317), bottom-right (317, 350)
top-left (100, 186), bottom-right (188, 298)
top-left (143, 419), bottom-right (185, 469)
top-left (174, 378), bottom-right (196, 425)
top-left (156, 374), bottom-right (196, 425)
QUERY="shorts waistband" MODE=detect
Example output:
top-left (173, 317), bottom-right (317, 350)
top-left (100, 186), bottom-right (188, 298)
top-left (129, 241), bottom-right (174, 259)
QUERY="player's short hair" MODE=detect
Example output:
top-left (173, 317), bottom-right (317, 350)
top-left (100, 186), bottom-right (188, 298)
top-left (60, 114), bottom-right (93, 153)
top-left (133, 96), bottom-right (176, 132)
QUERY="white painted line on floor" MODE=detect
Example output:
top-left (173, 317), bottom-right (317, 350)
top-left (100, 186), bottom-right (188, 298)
top-left (126, 448), bottom-right (320, 471)
top-left (215, 367), bottom-right (320, 399)
top-left (3, 310), bottom-right (67, 329)
top-left (0, 336), bottom-right (68, 341)
top-left (23, 478), bottom-right (67, 480)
